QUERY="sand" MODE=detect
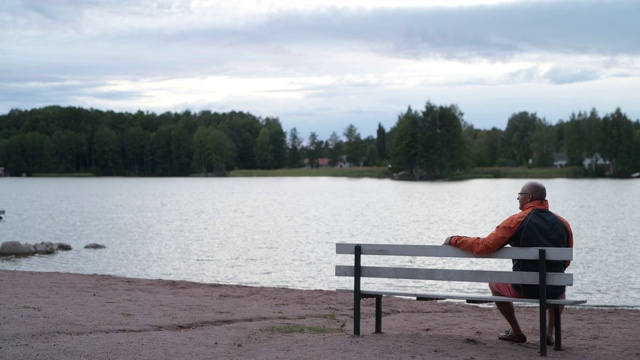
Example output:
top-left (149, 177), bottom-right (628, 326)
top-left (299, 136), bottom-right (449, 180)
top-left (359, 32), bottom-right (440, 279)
top-left (1, 270), bottom-right (638, 360)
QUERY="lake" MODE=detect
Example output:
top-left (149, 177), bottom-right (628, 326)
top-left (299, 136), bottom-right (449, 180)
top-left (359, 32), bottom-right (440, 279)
top-left (1, 177), bottom-right (638, 308)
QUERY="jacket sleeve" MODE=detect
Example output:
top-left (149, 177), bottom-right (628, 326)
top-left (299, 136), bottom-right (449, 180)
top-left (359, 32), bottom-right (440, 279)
top-left (449, 212), bottom-right (524, 255)
top-left (555, 213), bottom-right (574, 268)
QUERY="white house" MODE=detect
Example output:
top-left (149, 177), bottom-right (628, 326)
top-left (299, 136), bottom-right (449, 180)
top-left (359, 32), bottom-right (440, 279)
top-left (582, 153), bottom-right (609, 171)
top-left (553, 153), bottom-right (568, 167)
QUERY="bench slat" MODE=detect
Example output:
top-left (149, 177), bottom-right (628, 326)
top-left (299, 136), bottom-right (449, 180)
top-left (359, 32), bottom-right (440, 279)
top-left (336, 288), bottom-right (587, 306)
top-left (336, 243), bottom-right (573, 261)
top-left (336, 265), bottom-right (573, 286)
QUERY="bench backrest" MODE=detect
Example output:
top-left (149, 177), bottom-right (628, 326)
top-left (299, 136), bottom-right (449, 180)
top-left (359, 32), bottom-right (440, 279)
top-left (335, 243), bottom-right (574, 287)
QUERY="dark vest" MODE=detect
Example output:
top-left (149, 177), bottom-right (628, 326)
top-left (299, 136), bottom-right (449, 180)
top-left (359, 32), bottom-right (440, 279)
top-left (507, 208), bottom-right (570, 298)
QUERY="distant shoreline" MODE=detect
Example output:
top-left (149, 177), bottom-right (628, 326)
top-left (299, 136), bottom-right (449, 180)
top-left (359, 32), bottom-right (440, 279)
top-left (20, 166), bottom-right (591, 179)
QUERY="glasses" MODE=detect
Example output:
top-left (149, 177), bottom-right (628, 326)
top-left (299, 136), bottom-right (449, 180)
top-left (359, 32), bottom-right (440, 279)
top-left (517, 192), bottom-right (530, 197)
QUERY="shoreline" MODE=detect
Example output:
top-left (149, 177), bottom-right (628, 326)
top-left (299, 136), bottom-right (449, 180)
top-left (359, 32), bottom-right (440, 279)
top-left (17, 164), bottom-right (595, 179)
top-left (2, 270), bottom-right (639, 359)
top-left (2, 267), bottom-right (636, 311)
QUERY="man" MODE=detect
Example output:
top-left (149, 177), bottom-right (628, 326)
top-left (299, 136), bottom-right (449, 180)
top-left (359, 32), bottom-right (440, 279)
top-left (443, 181), bottom-right (573, 344)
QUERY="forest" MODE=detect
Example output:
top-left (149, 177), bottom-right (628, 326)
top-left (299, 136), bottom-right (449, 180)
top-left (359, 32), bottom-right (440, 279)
top-left (0, 103), bottom-right (638, 178)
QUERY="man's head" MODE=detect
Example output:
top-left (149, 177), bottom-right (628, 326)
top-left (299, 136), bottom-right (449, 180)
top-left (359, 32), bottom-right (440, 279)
top-left (517, 181), bottom-right (546, 210)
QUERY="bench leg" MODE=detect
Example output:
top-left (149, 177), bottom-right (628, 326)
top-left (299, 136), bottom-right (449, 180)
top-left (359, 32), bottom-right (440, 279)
top-left (354, 244), bottom-right (362, 336)
top-left (554, 306), bottom-right (562, 351)
top-left (538, 249), bottom-right (548, 357)
top-left (540, 304), bottom-right (547, 356)
top-left (354, 301), bottom-right (360, 335)
top-left (354, 293), bottom-right (361, 335)
top-left (375, 295), bottom-right (382, 333)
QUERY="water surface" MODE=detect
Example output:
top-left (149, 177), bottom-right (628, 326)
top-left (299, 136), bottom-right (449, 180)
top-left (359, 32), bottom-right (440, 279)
top-left (1, 177), bottom-right (637, 307)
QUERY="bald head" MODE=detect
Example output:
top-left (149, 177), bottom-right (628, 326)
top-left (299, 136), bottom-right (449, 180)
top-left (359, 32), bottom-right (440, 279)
top-left (522, 181), bottom-right (546, 201)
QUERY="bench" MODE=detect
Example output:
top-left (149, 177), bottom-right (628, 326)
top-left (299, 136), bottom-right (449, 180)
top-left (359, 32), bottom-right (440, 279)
top-left (335, 243), bottom-right (587, 356)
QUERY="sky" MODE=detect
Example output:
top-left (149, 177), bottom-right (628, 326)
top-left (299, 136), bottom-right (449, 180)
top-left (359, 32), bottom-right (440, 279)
top-left (2, 0), bottom-right (639, 139)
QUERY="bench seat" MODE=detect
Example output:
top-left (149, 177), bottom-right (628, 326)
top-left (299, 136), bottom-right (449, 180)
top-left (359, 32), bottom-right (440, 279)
top-left (336, 288), bottom-right (587, 306)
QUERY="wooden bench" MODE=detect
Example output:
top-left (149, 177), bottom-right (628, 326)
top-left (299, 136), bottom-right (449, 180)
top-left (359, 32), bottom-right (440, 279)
top-left (335, 243), bottom-right (587, 356)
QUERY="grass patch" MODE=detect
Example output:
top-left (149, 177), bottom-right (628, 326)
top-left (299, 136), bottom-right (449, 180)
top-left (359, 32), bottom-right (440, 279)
top-left (451, 166), bottom-right (584, 180)
top-left (232, 166), bottom-right (584, 180)
top-left (322, 311), bottom-right (347, 329)
top-left (322, 312), bottom-right (337, 320)
top-left (22, 305), bottom-right (42, 311)
top-left (265, 325), bottom-right (339, 334)
top-left (31, 173), bottom-right (96, 177)
top-left (230, 167), bottom-right (391, 178)
top-left (120, 312), bottom-right (135, 318)
top-left (26, 165), bottom-right (586, 180)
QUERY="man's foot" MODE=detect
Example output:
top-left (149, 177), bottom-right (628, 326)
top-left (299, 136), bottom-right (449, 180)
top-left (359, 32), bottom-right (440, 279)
top-left (547, 335), bottom-right (555, 346)
top-left (498, 329), bottom-right (527, 343)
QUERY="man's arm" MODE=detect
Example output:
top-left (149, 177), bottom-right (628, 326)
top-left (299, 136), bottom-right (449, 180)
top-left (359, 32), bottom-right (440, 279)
top-left (443, 212), bottom-right (526, 255)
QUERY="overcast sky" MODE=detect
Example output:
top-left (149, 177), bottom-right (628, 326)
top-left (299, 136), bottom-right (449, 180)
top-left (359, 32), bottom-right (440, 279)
top-left (2, 0), bottom-right (639, 139)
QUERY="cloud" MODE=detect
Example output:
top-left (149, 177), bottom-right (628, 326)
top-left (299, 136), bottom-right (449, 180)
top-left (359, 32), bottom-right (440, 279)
top-left (543, 66), bottom-right (600, 84)
top-left (6, 1), bottom-right (639, 76)
top-left (1, 0), bottom-right (639, 137)
top-left (210, 1), bottom-right (640, 61)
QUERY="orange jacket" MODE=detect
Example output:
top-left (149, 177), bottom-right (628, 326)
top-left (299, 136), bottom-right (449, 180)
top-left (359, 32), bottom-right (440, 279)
top-left (449, 200), bottom-right (573, 267)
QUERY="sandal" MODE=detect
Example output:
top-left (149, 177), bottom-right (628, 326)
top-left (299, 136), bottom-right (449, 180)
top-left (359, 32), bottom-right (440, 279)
top-left (498, 329), bottom-right (527, 343)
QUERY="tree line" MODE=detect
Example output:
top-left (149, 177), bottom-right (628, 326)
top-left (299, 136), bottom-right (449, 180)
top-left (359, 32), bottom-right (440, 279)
top-left (0, 104), bottom-right (638, 178)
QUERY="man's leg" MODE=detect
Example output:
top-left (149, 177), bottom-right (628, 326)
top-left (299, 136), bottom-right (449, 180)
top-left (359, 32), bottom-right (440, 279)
top-left (547, 304), bottom-right (565, 338)
top-left (490, 283), bottom-right (524, 335)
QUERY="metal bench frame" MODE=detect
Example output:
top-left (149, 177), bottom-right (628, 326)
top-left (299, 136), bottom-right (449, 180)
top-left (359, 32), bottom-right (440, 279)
top-left (336, 243), bottom-right (587, 356)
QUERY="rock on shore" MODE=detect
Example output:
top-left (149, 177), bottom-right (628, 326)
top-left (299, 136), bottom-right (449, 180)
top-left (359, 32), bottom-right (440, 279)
top-left (0, 241), bottom-right (73, 257)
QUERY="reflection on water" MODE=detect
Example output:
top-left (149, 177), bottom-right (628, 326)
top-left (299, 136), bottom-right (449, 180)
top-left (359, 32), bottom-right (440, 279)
top-left (0, 177), bottom-right (638, 307)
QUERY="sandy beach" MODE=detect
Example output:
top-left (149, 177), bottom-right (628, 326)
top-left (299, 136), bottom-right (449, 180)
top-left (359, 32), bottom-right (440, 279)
top-left (1, 270), bottom-right (638, 360)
